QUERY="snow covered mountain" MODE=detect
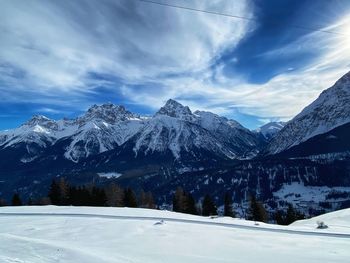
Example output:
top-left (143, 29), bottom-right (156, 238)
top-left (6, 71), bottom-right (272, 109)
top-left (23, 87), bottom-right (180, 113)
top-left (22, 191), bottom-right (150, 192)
top-left (267, 71), bottom-right (350, 156)
top-left (130, 99), bottom-right (260, 160)
top-left (0, 103), bottom-right (144, 163)
top-left (0, 100), bottom-right (261, 166)
top-left (255, 121), bottom-right (285, 140)
top-left (61, 104), bottom-right (144, 162)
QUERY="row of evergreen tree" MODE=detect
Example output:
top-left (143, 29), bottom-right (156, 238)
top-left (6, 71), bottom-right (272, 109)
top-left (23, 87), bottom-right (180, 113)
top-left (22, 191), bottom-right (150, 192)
top-left (3, 179), bottom-right (305, 224)
top-left (48, 178), bottom-right (156, 209)
top-left (172, 187), bottom-right (235, 217)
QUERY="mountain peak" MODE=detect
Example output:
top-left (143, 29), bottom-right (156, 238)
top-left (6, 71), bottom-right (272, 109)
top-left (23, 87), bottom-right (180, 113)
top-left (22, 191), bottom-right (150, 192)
top-left (87, 103), bottom-right (125, 113)
top-left (156, 99), bottom-right (192, 118)
top-left (83, 103), bottom-right (136, 123)
top-left (337, 70), bottom-right (350, 83)
top-left (23, 115), bottom-right (52, 125)
top-left (256, 121), bottom-right (286, 140)
top-left (267, 71), bottom-right (350, 154)
top-left (21, 115), bottom-right (58, 131)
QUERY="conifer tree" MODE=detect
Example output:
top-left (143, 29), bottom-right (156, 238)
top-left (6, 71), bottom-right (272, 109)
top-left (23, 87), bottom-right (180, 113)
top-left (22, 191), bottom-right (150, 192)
top-left (0, 198), bottom-right (7, 206)
top-left (48, 180), bottom-right (61, 205)
top-left (145, 192), bottom-right (156, 209)
top-left (91, 186), bottom-right (107, 206)
top-left (202, 194), bottom-right (217, 216)
top-left (11, 193), bottom-right (22, 206)
top-left (124, 188), bottom-right (138, 207)
top-left (185, 192), bottom-right (198, 215)
top-left (172, 187), bottom-right (198, 214)
top-left (105, 183), bottom-right (124, 207)
top-left (274, 209), bottom-right (285, 225)
top-left (224, 192), bottom-right (235, 217)
top-left (139, 189), bottom-right (147, 208)
top-left (286, 204), bottom-right (295, 223)
top-left (58, 177), bottom-right (69, 205)
top-left (138, 190), bottom-right (157, 209)
top-left (248, 194), bottom-right (268, 222)
top-left (173, 187), bottom-right (185, 212)
top-left (285, 204), bottom-right (297, 225)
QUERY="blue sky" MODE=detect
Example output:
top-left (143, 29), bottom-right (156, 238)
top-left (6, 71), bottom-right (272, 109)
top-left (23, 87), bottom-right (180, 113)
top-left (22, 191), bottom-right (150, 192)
top-left (1, 0), bottom-right (350, 130)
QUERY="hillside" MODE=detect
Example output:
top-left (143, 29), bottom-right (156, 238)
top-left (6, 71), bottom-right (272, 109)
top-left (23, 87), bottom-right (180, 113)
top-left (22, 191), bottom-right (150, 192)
top-left (0, 206), bottom-right (349, 263)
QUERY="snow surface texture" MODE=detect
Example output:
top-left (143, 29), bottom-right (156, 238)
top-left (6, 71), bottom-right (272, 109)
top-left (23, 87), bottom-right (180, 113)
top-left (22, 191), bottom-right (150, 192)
top-left (268, 71), bottom-right (350, 154)
top-left (0, 99), bottom-right (260, 162)
top-left (274, 182), bottom-right (350, 209)
top-left (97, 172), bottom-right (122, 179)
top-left (0, 206), bottom-right (349, 263)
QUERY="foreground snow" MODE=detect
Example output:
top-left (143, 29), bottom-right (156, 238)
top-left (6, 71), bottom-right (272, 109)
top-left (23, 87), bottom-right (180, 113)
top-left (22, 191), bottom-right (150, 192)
top-left (0, 206), bottom-right (349, 263)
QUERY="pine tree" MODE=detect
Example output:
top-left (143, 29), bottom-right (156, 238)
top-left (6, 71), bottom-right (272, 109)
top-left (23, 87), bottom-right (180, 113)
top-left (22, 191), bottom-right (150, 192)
top-left (224, 192), bottom-right (235, 217)
top-left (48, 180), bottom-right (61, 205)
top-left (145, 192), bottom-right (156, 209)
top-left (285, 204), bottom-right (297, 225)
top-left (173, 187), bottom-right (185, 212)
top-left (139, 189), bottom-right (149, 208)
top-left (0, 198), bottom-right (7, 206)
top-left (202, 194), bottom-right (217, 216)
top-left (185, 193), bottom-right (198, 215)
top-left (11, 193), bottom-right (22, 206)
top-left (248, 195), bottom-right (268, 222)
top-left (274, 209), bottom-right (285, 225)
top-left (124, 188), bottom-right (138, 207)
top-left (79, 186), bottom-right (92, 206)
top-left (91, 186), bottom-right (107, 206)
top-left (58, 177), bottom-right (69, 205)
top-left (105, 183), bottom-right (124, 207)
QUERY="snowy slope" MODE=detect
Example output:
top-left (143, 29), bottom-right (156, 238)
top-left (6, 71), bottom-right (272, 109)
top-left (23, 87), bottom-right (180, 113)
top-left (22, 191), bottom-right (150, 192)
top-left (62, 104), bottom-right (144, 162)
top-left (267, 71), bottom-right (350, 155)
top-left (291, 208), bottom-right (350, 233)
top-left (131, 100), bottom-right (260, 159)
top-left (0, 115), bottom-right (58, 149)
top-left (0, 206), bottom-right (349, 263)
top-left (194, 110), bottom-right (261, 156)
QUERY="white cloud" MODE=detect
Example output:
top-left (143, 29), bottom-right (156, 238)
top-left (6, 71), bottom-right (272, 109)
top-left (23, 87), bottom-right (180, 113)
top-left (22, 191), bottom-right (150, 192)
top-left (121, 14), bottom-right (350, 125)
top-left (0, 0), bottom-right (251, 105)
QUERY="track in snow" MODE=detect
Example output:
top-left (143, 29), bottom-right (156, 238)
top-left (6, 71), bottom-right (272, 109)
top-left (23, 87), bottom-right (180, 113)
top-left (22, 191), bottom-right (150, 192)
top-left (0, 212), bottom-right (349, 239)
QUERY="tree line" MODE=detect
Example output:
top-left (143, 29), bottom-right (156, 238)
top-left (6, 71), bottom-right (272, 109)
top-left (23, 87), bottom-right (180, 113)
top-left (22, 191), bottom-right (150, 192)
top-left (172, 187), bottom-right (235, 217)
top-left (47, 178), bottom-right (156, 209)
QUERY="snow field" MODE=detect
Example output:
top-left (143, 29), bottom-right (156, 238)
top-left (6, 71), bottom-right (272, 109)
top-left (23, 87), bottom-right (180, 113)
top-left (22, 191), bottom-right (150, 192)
top-left (0, 206), bottom-right (349, 263)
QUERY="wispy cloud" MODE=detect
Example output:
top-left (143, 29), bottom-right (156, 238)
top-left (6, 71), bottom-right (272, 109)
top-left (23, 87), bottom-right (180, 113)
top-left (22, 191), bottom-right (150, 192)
top-left (0, 0), bottom-right (250, 106)
top-left (121, 13), bottom-right (350, 124)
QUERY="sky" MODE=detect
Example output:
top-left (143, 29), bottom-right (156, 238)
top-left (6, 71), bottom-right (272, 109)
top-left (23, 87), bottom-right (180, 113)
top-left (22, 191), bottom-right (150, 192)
top-left (1, 0), bottom-right (350, 130)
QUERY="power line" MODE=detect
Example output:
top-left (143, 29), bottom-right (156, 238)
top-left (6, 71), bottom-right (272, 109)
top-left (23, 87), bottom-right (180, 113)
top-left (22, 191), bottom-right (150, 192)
top-left (138, 0), bottom-right (347, 37)
top-left (139, 0), bottom-right (254, 22)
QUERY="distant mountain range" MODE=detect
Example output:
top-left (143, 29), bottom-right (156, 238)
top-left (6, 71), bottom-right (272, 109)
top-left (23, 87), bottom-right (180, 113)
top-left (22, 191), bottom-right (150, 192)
top-left (1, 71), bottom-right (350, 214)
top-left (0, 99), bottom-right (264, 168)
top-left (254, 121), bottom-right (285, 140)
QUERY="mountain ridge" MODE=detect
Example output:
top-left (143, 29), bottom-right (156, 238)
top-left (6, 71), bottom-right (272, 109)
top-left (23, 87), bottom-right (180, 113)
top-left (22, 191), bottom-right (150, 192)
top-left (0, 100), bottom-right (262, 164)
top-left (266, 71), bottom-right (350, 155)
